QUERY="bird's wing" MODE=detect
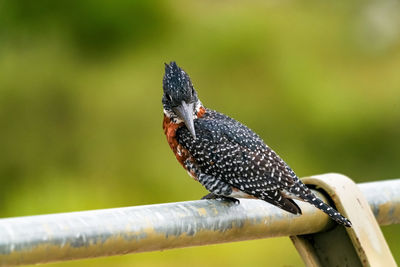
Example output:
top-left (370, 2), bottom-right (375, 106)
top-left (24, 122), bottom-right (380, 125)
top-left (176, 110), bottom-right (297, 192)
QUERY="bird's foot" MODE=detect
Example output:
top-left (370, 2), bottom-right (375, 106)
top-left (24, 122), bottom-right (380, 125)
top-left (201, 193), bottom-right (240, 205)
top-left (201, 192), bottom-right (217, 200)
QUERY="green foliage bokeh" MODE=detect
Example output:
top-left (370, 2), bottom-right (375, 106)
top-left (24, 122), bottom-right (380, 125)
top-left (0, 0), bottom-right (399, 265)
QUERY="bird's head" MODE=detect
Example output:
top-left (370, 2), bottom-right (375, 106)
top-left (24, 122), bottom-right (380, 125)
top-left (162, 61), bottom-right (202, 139)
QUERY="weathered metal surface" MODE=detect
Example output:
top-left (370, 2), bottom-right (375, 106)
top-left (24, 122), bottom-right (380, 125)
top-left (359, 179), bottom-right (400, 226)
top-left (0, 195), bottom-right (332, 266)
top-left (292, 174), bottom-right (397, 267)
top-left (0, 176), bottom-right (399, 266)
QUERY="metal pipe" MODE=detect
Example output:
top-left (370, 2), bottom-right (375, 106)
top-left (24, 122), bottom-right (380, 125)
top-left (0, 178), bottom-right (399, 266)
top-left (359, 179), bottom-right (400, 226)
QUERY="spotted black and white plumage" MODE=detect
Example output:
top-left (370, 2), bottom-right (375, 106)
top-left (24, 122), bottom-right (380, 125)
top-left (162, 61), bottom-right (352, 227)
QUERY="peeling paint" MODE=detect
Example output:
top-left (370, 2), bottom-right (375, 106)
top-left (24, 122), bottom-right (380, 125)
top-left (197, 208), bottom-right (207, 216)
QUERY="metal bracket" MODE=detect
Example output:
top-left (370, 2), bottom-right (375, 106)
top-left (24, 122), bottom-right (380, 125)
top-left (290, 173), bottom-right (397, 267)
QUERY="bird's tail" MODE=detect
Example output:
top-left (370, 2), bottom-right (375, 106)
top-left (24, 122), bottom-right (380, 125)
top-left (287, 181), bottom-right (352, 227)
top-left (304, 192), bottom-right (352, 227)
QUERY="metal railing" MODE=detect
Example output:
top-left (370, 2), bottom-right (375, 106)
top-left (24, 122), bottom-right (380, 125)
top-left (0, 174), bottom-right (399, 266)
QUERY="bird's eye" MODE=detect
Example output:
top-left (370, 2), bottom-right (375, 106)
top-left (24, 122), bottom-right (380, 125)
top-left (191, 88), bottom-right (195, 96)
top-left (166, 94), bottom-right (173, 101)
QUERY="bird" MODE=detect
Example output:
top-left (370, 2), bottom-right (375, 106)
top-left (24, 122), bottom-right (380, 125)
top-left (162, 61), bottom-right (352, 227)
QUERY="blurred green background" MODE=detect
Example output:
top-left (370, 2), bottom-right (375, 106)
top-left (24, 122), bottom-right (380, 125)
top-left (1, 0), bottom-right (399, 266)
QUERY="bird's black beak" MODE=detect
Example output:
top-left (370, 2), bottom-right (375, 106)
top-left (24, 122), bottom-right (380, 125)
top-left (174, 101), bottom-right (196, 139)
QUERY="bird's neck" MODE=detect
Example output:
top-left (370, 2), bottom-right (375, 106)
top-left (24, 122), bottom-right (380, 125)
top-left (162, 103), bottom-right (206, 145)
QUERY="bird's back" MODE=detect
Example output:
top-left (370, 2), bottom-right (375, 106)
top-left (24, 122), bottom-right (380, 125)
top-left (176, 109), bottom-right (299, 196)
